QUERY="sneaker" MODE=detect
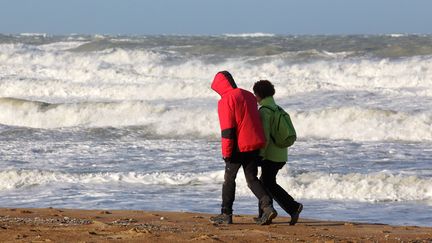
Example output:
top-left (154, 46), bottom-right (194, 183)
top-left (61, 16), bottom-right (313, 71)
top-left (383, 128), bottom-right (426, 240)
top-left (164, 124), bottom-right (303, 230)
top-left (253, 216), bottom-right (272, 224)
top-left (209, 213), bottom-right (233, 224)
top-left (290, 203), bottom-right (303, 225)
top-left (256, 207), bottom-right (277, 225)
top-left (253, 216), bottom-right (262, 223)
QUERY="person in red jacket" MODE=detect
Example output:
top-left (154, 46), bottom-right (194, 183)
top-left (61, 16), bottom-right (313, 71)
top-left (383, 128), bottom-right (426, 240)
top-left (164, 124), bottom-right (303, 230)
top-left (210, 71), bottom-right (277, 225)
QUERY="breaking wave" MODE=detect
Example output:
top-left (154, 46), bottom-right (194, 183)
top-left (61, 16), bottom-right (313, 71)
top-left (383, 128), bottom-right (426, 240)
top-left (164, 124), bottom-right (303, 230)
top-left (1, 98), bottom-right (431, 142)
top-left (1, 169), bottom-right (431, 203)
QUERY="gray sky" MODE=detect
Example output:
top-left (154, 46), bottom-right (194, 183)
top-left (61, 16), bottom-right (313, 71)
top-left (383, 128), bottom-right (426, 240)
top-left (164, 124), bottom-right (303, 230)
top-left (1, 0), bottom-right (431, 35)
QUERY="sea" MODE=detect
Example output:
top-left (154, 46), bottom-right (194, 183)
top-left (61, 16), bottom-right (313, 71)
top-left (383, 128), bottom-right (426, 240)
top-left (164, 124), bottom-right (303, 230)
top-left (0, 33), bottom-right (431, 227)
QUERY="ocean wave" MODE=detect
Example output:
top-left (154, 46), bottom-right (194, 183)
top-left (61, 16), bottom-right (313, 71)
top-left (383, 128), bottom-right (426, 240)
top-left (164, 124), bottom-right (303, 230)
top-left (1, 42), bottom-right (431, 92)
top-left (1, 39), bottom-right (432, 142)
top-left (1, 44), bottom-right (432, 105)
top-left (1, 169), bottom-right (431, 202)
top-left (0, 170), bottom-right (224, 190)
top-left (0, 98), bottom-right (431, 142)
top-left (0, 97), bottom-right (219, 136)
top-left (3, 34), bottom-right (432, 58)
top-left (19, 33), bottom-right (49, 38)
top-left (223, 33), bottom-right (276, 38)
top-left (294, 107), bottom-right (432, 142)
top-left (284, 171), bottom-right (432, 202)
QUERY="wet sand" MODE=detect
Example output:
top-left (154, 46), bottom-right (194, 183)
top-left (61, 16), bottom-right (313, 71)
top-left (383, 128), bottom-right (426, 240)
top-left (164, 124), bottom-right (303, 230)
top-left (0, 208), bottom-right (431, 242)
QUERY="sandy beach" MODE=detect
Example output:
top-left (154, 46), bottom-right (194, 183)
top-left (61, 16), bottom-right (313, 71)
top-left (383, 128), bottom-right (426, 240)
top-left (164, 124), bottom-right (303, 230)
top-left (0, 208), bottom-right (431, 242)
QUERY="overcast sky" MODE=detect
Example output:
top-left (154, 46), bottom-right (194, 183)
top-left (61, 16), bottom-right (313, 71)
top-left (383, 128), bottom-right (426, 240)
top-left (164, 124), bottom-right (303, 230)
top-left (1, 0), bottom-right (431, 35)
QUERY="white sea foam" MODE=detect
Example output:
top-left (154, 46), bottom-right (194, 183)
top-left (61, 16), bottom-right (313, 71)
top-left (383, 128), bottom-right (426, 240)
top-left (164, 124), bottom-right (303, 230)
top-left (0, 98), bottom-right (219, 136)
top-left (0, 170), bottom-right (224, 191)
top-left (387, 34), bottom-right (406, 38)
top-left (19, 33), bottom-right (48, 38)
top-left (1, 42), bottom-right (432, 142)
top-left (223, 33), bottom-right (276, 38)
top-left (284, 171), bottom-right (432, 202)
top-left (293, 107), bottom-right (432, 142)
top-left (1, 169), bottom-right (431, 203)
top-left (0, 98), bottom-right (430, 142)
top-left (39, 41), bottom-right (89, 51)
top-left (1, 43), bottom-right (431, 102)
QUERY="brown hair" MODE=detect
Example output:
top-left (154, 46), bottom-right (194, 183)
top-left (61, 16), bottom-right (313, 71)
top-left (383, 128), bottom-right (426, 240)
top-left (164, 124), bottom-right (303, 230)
top-left (253, 80), bottom-right (275, 99)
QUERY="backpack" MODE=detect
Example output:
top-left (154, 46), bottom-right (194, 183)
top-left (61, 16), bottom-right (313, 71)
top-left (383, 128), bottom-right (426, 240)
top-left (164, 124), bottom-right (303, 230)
top-left (260, 105), bottom-right (297, 148)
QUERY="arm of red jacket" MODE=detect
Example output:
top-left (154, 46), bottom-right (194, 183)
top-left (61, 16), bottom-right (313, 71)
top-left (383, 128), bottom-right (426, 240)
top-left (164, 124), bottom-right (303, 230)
top-left (218, 99), bottom-right (236, 158)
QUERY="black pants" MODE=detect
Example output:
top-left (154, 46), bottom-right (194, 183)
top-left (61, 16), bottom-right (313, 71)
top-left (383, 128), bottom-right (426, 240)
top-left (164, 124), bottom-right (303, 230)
top-left (221, 150), bottom-right (273, 214)
top-left (258, 160), bottom-right (299, 216)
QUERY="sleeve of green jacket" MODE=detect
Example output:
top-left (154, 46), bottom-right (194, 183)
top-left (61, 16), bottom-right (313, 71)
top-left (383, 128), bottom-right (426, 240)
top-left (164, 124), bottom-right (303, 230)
top-left (259, 107), bottom-right (272, 158)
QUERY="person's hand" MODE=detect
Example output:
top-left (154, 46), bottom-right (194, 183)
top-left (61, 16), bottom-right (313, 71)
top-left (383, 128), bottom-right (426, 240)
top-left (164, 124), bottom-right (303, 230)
top-left (223, 157), bottom-right (231, 163)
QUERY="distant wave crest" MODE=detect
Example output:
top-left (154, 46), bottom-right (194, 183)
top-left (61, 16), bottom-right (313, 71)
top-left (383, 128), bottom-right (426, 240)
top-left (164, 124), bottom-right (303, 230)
top-left (223, 33), bottom-right (276, 37)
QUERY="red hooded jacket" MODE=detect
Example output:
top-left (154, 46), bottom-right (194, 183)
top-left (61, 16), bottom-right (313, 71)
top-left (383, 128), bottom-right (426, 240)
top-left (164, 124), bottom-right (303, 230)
top-left (211, 71), bottom-right (266, 158)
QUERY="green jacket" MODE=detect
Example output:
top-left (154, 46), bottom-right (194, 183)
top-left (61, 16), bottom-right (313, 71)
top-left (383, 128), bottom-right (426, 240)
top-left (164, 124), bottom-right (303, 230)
top-left (259, 96), bottom-right (288, 162)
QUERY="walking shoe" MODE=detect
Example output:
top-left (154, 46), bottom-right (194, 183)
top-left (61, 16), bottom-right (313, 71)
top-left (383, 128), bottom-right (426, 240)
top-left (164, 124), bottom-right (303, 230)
top-left (256, 207), bottom-right (277, 225)
top-left (253, 216), bottom-right (263, 223)
top-left (253, 216), bottom-right (273, 224)
top-left (252, 211), bottom-right (263, 223)
top-left (290, 203), bottom-right (303, 225)
top-left (209, 213), bottom-right (233, 224)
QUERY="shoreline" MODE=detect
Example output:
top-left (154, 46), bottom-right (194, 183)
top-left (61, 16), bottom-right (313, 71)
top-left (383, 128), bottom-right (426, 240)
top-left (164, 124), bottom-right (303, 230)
top-left (1, 208), bottom-right (431, 242)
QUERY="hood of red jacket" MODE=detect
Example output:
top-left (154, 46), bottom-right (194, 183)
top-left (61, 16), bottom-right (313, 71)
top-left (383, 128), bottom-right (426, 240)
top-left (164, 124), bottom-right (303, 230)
top-left (211, 71), bottom-right (238, 96)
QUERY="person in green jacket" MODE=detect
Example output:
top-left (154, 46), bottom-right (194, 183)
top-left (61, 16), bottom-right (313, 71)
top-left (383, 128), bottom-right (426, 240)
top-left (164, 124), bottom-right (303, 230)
top-left (253, 80), bottom-right (303, 225)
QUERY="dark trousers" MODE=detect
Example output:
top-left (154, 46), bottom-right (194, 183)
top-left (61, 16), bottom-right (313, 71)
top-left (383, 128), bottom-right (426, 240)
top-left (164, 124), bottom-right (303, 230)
top-left (258, 160), bottom-right (299, 216)
top-left (221, 150), bottom-right (272, 214)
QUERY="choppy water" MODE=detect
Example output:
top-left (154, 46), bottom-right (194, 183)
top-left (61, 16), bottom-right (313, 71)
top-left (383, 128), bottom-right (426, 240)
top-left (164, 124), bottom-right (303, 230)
top-left (0, 33), bottom-right (431, 226)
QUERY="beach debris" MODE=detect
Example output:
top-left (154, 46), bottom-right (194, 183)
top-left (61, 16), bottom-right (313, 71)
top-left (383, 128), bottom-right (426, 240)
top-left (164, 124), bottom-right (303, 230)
top-left (0, 215), bottom-right (92, 226)
top-left (20, 210), bottom-right (33, 214)
top-left (107, 220), bottom-right (181, 234)
top-left (128, 227), bottom-right (152, 234)
top-left (15, 234), bottom-right (29, 239)
top-left (110, 218), bottom-right (138, 226)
